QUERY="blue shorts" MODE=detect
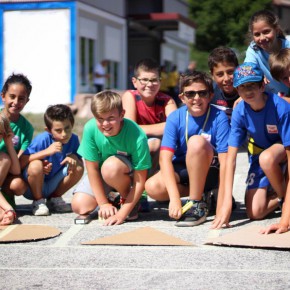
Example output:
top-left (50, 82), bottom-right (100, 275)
top-left (73, 154), bottom-right (133, 197)
top-left (246, 155), bottom-right (286, 190)
top-left (246, 155), bottom-right (269, 190)
top-left (173, 151), bottom-right (220, 191)
top-left (23, 166), bottom-right (68, 200)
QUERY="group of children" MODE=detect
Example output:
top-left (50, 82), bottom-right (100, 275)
top-left (0, 9), bottom-right (290, 234)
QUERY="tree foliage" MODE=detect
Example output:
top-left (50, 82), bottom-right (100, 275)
top-left (189, 0), bottom-right (272, 51)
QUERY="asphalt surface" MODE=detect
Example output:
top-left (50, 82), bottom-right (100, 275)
top-left (1, 149), bottom-right (290, 290)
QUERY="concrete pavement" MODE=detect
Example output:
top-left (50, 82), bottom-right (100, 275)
top-left (1, 150), bottom-right (290, 290)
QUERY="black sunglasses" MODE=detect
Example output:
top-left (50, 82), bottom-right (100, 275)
top-left (183, 90), bottom-right (209, 99)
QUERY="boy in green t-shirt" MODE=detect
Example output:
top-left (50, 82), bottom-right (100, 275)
top-left (71, 90), bottom-right (151, 225)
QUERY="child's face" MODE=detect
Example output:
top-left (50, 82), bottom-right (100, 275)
top-left (211, 62), bottom-right (236, 95)
top-left (280, 68), bottom-right (290, 88)
top-left (48, 119), bottom-right (73, 144)
top-left (180, 82), bottom-right (212, 117)
top-left (132, 70), bottom-right (160, 100)
top-left (236, 82), bottom-right (265, 106)
top-left (95, 108), bottom-right (124, 137)
top-left (1, 83), bottom-right (29, 117)
top-left (252, 20), bottom-right (278, 53)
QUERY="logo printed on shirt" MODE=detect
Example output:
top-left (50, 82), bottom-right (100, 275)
top-left (266, 125), bottom-right (278, 134)
top-left (117, 150), bottom-right (128, 156)
top-left (12, 135), bottom-right (19, 146)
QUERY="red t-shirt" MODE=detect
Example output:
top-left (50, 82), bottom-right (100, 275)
top-left (127, 90), bottom-right (172, 125)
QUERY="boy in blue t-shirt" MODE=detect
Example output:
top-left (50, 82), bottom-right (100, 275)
top-left (20, 104), bottom-right (84, 216)
top-left (145, 71), bottom-right (230, 227)
top-left (213, 62), bottom-right (290, 231)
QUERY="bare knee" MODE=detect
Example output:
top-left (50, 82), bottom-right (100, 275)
top-left (71, 192), bottom-right (97, 215)
top-left (259, 151), bottom-right (275, 171)
top-left (187, 135), bottom-right (212, 156)
top-left (145, 174), bottom-right (167, 201)
top-left (27, 160), bottom-right (44, 177)
top-left (10, 177), bottom-right (27, 196)
top-left (101, 157), bottom-right (127, 180)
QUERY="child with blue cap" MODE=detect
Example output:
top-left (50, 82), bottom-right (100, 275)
top-left (212, 62), bottom-right (290, 233)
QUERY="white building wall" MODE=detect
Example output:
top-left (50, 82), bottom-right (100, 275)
top-left (3, 9), bottom-right (71, 113)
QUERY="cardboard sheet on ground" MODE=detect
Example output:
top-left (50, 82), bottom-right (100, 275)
top-left (0, 224), bottom-right (61, 243)
top-left (82, 226), bottom-right (194, 246)
top-left (205, 225), bottom-right (290, 249)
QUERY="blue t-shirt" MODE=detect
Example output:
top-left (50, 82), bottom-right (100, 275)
top-left (23, 132), bottom-right (81, 181)
top-left (211, 83), bottom-right (240, 118)
top-left (245, 38), bottom-right (290, 95)
top-left (228, 92), bottom-right (290, 151)
top-left (161, 105), bottom-right (230, 163)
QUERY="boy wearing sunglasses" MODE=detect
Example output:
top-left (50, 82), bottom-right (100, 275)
top-left (145, 71), bottom-right (230, 226)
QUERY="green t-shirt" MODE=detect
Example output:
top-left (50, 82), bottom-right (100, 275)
top-left (78, 118), bottom-right (151, 171)
top-left (0, 113), bottom-right (34, 154)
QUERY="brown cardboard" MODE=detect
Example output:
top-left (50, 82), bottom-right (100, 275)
top-left (0, 224), bottom-right (61, 243)
top-left (205, 225), bottom-right (290, 249)
top-left (82, 226), bottom-right (194, 246)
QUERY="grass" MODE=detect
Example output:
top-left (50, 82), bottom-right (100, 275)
top-left (23, 113), bottom-right (90, 140)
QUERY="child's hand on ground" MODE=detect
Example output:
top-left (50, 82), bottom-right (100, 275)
top-left (47, 141), bottom-right (62, 155)
top-left (168, 199), bottom-right (182, 220)
top-left (0, 209), bottom-right (16, 225)
top-left (98, 203), bottom-right (117, 220)
top-left (260, 223), bottom-right (289, 234)
top-left (102, 213), bottom-right (125, 226)
top-left (211, 203), bottom-right (232, 229)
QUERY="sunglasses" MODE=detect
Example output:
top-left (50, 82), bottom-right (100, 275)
top-left (183, 90), bottom-right (209, 99)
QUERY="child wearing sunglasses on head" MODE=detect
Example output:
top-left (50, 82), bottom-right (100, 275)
top-left (145, 71), bottom-right (230, 227)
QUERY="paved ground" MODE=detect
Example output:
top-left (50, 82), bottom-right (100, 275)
top-left (1, 150), bottom-right (290, 290)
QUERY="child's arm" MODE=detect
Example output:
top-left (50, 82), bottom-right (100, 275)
top-left (86, 160), bottom-right (118, 218)
top-left (260, 147), bottom-right (290, 234)
top-left (3, 133), bottom-right (21, 175)
top-left (122, 91), bottom-right (138, 121)
top-left (212, 146), bottom-right (238, 229)
top-left (20, 141), bottom-right (62, 169)
top-left (103, 169), bottom-right (148, 226)
top-left (160, 150), bottom-right (183, 219)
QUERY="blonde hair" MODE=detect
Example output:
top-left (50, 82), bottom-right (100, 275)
top-left (0, 112), bottom-right (11, 136)
top-left (91, 90), bottom-right (123, 117)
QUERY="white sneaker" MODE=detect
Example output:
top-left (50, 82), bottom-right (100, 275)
top-left (46, 197), bottom-right (72, 213)
top-left (32, 199), bottom-right (50, 216)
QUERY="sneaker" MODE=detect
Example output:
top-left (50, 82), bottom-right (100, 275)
top-left (139, 191), bottom-right (150, 213)
top-left (175, 200), bottom-right (208, 227)
top-left (46, 197), bottom-right (72, 213)
top-left (32, 199), bottom-right (50, 216)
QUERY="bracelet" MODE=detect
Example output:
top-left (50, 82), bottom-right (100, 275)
top-left (4, 209), bottom-right (17, 221)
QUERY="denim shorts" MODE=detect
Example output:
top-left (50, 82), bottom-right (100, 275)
top-left (23, 166), bottom-right (68, 200)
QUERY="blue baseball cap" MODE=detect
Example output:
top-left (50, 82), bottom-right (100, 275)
top-left (233, 62), bottom-right (264, 88)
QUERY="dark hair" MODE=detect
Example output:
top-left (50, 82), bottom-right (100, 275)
top-left (133, 58), bottom-right (160, 77)
top-left (248, 10), bottom-right (285, 50)
top-left (44, 104), bottom-right (75, 130)
top-left (208, 47), bottom-right (239, 72)
top-left (269, 48), bottom-right (290, 81)
top-left (2, 73), bottom-right (32, 97)
top-left (179, 71), bottom-right (214, 94)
